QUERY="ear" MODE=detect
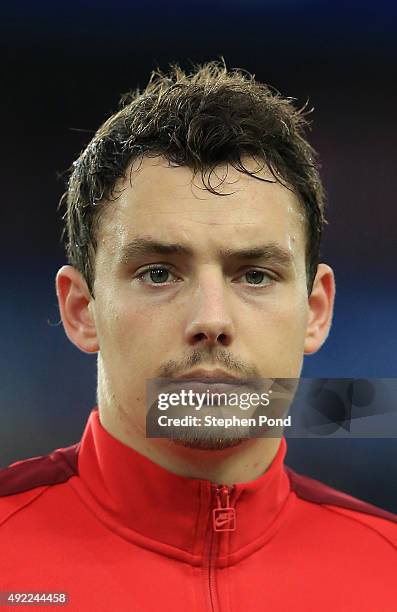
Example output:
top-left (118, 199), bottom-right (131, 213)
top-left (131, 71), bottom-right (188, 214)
top-left (304, 263), bottom-right (335, 354)
top-left (55, 265), bottom-right (99, 354)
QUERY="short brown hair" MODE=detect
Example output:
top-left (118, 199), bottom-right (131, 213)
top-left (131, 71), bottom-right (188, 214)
top-left (59, 59), bottom-right (326, 297)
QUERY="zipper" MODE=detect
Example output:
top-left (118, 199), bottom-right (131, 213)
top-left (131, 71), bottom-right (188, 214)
top-left (212, 485), bottom-right (236, 533)
top-left (204, 484), bottom-right (236, 612)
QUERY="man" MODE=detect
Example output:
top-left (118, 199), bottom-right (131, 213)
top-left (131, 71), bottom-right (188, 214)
top-left (1, 61), bottom-right (396, 611)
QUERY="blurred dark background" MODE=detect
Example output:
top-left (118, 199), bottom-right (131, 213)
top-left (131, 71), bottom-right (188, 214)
top-left (1, 0), bottom-right (396, 511)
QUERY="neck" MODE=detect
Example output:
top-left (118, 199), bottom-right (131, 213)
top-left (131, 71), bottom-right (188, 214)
top-left (99, 403), bottom-right (282, 485)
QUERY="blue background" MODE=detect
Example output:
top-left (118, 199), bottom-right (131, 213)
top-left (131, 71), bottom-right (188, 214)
top-left (1, 0), bottom-right (396, 511)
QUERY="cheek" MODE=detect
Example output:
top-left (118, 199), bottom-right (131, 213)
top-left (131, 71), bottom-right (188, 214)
top-left (247, 289), bottom-right (308, 332)
top-left (276, 303), bottom-right (309, 370)
top-left (97, 295), bottom-right (174, 366)
top-left (247, 295), bottom-right (308, 371)
top-left (274, 296), bottom-right (308, 344)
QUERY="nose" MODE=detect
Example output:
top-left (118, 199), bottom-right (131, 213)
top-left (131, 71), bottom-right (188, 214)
top-left (184, 272), bottom-right (235, 348)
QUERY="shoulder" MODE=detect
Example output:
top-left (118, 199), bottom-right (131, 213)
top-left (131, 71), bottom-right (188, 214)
top-left (285, 465), bottom-right (397, 548)
top-left (0, 444), bottom-right (80, 526)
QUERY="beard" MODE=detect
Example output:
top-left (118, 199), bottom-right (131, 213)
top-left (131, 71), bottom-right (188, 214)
top-left (172, 438), bottom-right (247, 451)
top-left (169, 425), bottom-right (251, 451)
top-left (147, 397), bottom-right (253, 450)
top-left (145, 376), bottom-right (297, 449)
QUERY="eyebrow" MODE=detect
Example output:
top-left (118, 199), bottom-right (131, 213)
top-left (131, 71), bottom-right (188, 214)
top-left (118, 237), bottom-right (294, 267)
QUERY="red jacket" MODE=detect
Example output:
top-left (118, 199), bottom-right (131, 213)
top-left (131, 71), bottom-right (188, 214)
top-left (1, 408), bottom-right (396, 611)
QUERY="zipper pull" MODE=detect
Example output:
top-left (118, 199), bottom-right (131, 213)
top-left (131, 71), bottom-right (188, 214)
top-left (212, 485), bottom-right (236, 532)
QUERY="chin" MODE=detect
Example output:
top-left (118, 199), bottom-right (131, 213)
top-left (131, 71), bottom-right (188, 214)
top-left (170, 436), bottom-right (250, 451)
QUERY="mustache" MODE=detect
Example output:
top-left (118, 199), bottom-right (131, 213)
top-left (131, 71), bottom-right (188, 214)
top-left (157, 349), bottom-right (259, 379)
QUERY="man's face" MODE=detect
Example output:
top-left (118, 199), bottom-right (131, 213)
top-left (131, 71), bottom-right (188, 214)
top-left (88, 156), bottom-right (311, 442)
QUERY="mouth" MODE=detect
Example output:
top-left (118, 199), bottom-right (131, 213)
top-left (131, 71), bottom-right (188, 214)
top-left (170, 379), bottom-right (246, 395)
top-left (153, 368), bottom-right (263, 396)
top-left (174, 369), bottom-right (248, 384)
top-left (163, 370), bottom-right (254, 398)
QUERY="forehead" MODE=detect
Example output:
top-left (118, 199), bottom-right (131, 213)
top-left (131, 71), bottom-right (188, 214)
top-left (96, 156), bottom-right (306, 261)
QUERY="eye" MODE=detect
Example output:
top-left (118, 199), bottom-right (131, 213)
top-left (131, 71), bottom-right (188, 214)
top-left (137, 265), bottom-right (178, 285)
top-left (136, 265), bottom-right (276, 287)
top-left (239, 269), bottom-right (275, 286)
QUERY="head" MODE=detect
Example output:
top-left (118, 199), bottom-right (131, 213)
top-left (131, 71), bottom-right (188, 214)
top-left (56, 60), bottom-right (335, 453)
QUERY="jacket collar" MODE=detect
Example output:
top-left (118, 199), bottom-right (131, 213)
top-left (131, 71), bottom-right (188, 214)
top-left (75, 408), bottom-right (291, 565)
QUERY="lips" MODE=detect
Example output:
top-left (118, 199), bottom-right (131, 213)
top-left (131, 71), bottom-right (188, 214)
top-left (174, 369), bottom-right (245, 383)
top-left (171, 379), bottom-right (247, 394)
top-left (159, 379), bottom-right (251, 401)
